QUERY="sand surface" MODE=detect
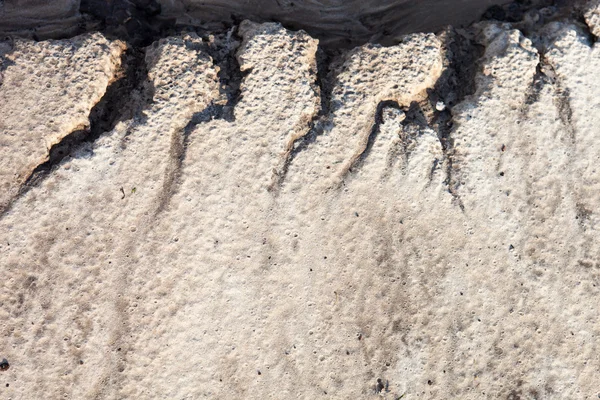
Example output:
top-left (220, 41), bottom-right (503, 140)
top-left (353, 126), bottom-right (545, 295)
top-left (1, 1), bottom-right (600, 399)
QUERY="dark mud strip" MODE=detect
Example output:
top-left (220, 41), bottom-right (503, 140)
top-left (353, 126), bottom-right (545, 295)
top-left (2, 0), bottom-right (511, 47)
top-left (158, 0), bottom-right (509, 47)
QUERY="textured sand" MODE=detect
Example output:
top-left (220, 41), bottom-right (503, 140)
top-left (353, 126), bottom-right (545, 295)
top-left (0, 34), bottom-right (124, 212)
top-left (1, 2), bottom-right (600, 399)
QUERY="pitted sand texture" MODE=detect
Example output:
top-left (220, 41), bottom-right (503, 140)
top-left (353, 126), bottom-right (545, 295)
top-left (1, 4), bottom-right (600, 399)
top-left (0, 33), bottom-right (124, 212)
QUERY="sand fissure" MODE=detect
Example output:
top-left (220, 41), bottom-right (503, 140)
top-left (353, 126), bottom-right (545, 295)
top-left (3, 1), bottom-right (600, 398)
top-left (272, 46), bottom-right (338, 189)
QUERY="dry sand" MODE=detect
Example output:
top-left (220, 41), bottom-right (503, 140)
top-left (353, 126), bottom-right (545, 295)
top-left (1, 1), bottom-right (600, 399)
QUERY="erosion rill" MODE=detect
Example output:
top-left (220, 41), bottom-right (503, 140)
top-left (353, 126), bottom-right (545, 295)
top-left (1, 1), bottom-right (600, 399)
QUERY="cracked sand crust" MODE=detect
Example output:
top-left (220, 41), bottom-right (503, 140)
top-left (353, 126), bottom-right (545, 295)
top-left (1, 2), bottom-right (600, 398)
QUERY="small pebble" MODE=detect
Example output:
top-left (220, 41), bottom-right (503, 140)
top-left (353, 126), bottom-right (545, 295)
top-left (436, 101), bottom-right (446, 111)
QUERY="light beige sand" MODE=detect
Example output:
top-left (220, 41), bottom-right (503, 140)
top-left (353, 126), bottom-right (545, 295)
top-left (1, 3), bottom-right (600, 399)
top-left (0, 33), bottom-right (124, 211)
